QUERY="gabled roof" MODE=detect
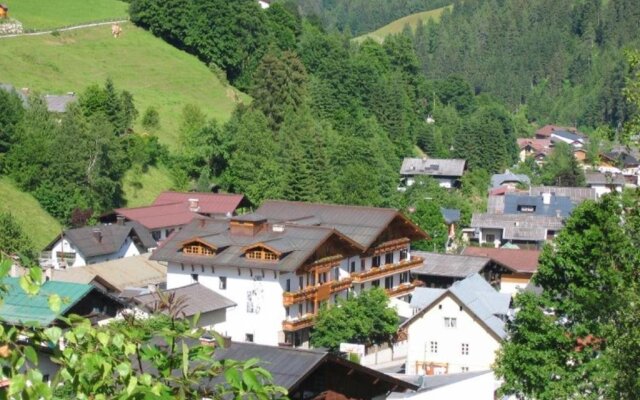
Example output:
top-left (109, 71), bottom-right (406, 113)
top-left (134, 283), bottom-right (235, 317)
top-left (550, 130), bottom-right (585, 143)
top-left (517, 138), bottom-right (552, 153)
top-left (440, 208), bottom-right (461, 224)
top-left (536, 125), bottom-right (579, 138)
top-left (462, 247), bottom-right (540, 274)
top-left (402, 274), bottom-right (510, 340)
top-left (0, 278), bottom-right (93, 326)
top-left (255, 200), bottom-right (427, 249)
top-left (152, 192), bottom-right (244, 214)
top-left (503, 193), bottom-right (574, 218)
top-left (411, 251), bottom-right (490, 278)
top-left (527, 186), bottom-right (597, 204)
top-left (585, 172), bottom-right (626, 186)
top-left (471, 213), bottom-right (564, 241)
top-left (387, 370), bottom-right (493, 395)
top-left (51, 254), bottom-right (166, 293)
top-left (491, 171), bottom-right (531, 188)
top-left (400, 158), bottom-right (466, 177)
top-left (601, 150), bottom-right (640, 167)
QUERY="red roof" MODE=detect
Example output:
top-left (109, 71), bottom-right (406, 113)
top-left (116, 192), bottom-right (244, 230)
top-left (517, 138), bottom-right (552, 154)
top-left (461, 247), bottom-right (540, 274)
top-left (535, 125), bottom-right (577, 138)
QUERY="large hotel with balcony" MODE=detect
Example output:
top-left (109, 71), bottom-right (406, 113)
top-left (152, 200), bottom-right (428, 347)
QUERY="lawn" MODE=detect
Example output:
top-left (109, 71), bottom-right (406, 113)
top-left (0, 178), bottom-right (61, 250)
top-left (122, 165), bottom-right (175, 207)
top-left (354, 6), bottom-right (452, 43)
top-left (4, 0), bottom-right (129, 30)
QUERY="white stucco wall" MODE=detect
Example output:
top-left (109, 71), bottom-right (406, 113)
top-left (589, 184), bottom-right (623, 198)
top-left (478, 228), bottom-right (502, 247)
top-left (405, 294), bottom-right (501, 375)
top-left (48, 237), bottom-right (141, 269)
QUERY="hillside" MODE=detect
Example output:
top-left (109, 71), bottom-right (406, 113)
top-left (4, 0), bottom-right (128, 30)
top-left (354, 6), bottom-right (450, 43)
top-left (0, 178), bottom-right (61, 250)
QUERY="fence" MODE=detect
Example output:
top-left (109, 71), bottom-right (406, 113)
top-left (360, 340), bottom-right (408, 367)
top-left (0, 17), bottom-right (129, 37)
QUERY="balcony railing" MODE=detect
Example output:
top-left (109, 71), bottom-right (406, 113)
top-left (282, 314), bottom-right (315, 331)
top-left (385, 280), bottom-right (424, 298)
top-left (283, 277), bottom-right (354, 306)
top-left (351, 256), bottom-right (424, 283)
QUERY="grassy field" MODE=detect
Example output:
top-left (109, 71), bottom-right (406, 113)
top-left (0, 178), bottom-right (61, 249)
top-left (122, 165), bottom-right (175, 207)
top-left (4, 0), bottom-right (128, 30)
top-left (354, 6), bottom-right (451, 43)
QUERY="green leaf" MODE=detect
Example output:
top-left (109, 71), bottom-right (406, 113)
top-left (48, 294), bottom-right (62, 313)
top-left (96, 331), bottom-right (109, 347)
top-left (224, 366), bottom-right (242, 389)
top-left (8, 374), bottom-right (26, 395)
top-left (44, 326), bottom-right (62, 344)
top-left (116, 362), bottom-right (131, 378)
top-left (29, 267), bottom-right (42, 285)
top-left (126, 376), bottom-right (138, 396)
top-left (242, 369), bottom-right (260, 390)
top-left (182, 341), bottom-right (189, 377)
top-left (24, 345), bottom-right (38, 365)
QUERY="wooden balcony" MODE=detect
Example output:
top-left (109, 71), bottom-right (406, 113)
top-left (385, 280), bottom-right (424, 298)
top-left (283, 278), bottom-right (354, 306)
top-left (283, 286), bottom-right (318, 306)
top-left (330, 277), bottom-right (353, 293)
top-left (282, 314), bottom-right (315, 331)
top-left (351, 256), bottom-right (424, 283)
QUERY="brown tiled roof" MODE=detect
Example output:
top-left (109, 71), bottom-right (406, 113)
top-left (517, 138), bottom-right (552, 154)
top-left (462, 247), bottom-right (540, 274)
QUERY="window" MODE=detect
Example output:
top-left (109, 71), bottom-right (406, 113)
top-left (360, 259), bottom-right (366, 271)
top-left (384, 276), bottom-right (393, 289)
top-left (385, 252), bottom-right (394, 265)
top-left (298, 304), bottom-right (303, 315)
top-left (517, 205), bottom-right (536, 213)
top-left (485, 234), bottom-right (495, 243)
top-left (400, 248), bottom-right (408, 260)
top-left (444, 317), bottom-right (457, 328)
top-left (286, 279), bottom-right (291, 292)
top-left (191, 273), bottom-right (199, 282)
top-left (152, 231), bottom-right (161, 241)
top-left (183, 243), bottom-right (214, 256)
top-left (430, 341), bottom-right (438, 353)
top-left (461, 367), bottom-right (469, 372)
top-left (334, 267), bottom-right (340, 280)
top-left (350, 261), bottom-right (356, 273)
top-left (400, 272), bottom-right (409, 284)
top-left (219, 276), bottom-right (227, 290)
top-left (246, 248), bottom-right (278, 261)
top-left (245, 334), bottom-right (254, 343)
top-left (461, 343), bottom-right (469, 355)
top-left (438, 304), bottom-right (443, 310)
top-left (372, 279), bottom-right (380, 288)
top-left (360, 283), bottom-right (365, 292)
top-left (299, 276), bottom-right (304, 289)
top-left (285, 307), bottom-right (290, 318)
top-left (372, 256), bottom-right (381, 268)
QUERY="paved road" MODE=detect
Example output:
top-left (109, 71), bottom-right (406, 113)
top-left (0, 19), bottom-right (128, 39)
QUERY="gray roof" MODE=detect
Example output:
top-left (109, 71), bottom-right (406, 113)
top-left (491, 172), bottom-right (531, 188)
top-left (471, 213), bottom-right (564, 241)
top-left (411, 251), bottom-right (490, 278)
top-left (44, 93), bottom-right (77, 113)
top-left (255, 200), bottom-right (426, 249)
top-left (585, 172), bottom-right (626, 186)
top-left (134, 283), bottom-right (235, 317)
top-left (400, 158), bottom-right (466, 178)
top-left (410, 288), bottom-right (446, 309)
top-left (387, 370), bottom-right (492, 396)
top-left (487, 195), bottom-right (505, 214)
top-left (403, 274), bottom-right (510, 339)
top-left (440, 208), bottom-right (461, 224)
top-left (528, 186), bottom-right (597, 204)
top-left (503, 193), bottom-right (574, 218)
top-left (551, 130), bottom-right (584, 143)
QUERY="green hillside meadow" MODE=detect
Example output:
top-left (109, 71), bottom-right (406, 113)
top-left (354, 6), bottom-right (451, 43)
top-left (4, 0), bottom-right (129, 30)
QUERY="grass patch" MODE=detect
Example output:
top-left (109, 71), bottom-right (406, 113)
top-left (0, 178), bottom-right (61, 250)
top-left (0, 24), bottom-right (249, 148)
top-left (122, 165), bottom-right (175, 207)
top-left (4, 0), bottom-right (129, 30)
top-left (354, 6), bottom-right (451, 43)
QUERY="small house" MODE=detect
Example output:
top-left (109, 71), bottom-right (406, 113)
top-left (0, 4), bottom-right (8, 19)
top-left (400, 158), bottom-right (466, 189)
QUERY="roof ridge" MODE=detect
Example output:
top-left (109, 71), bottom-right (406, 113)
top-left (261, 200), bottom-right (399, 213)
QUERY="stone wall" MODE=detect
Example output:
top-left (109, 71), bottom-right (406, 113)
top-left (0, 20), bottom-right (23, 35)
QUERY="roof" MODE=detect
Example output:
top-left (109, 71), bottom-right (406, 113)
top-left (471, 213), bottom-right (564, 241)
top-left (51, 254), bottom-right (166, 292)
top-left (517, 138), bottom-right (552, 153)
top-left (440, 208), bottom-right (461, 224)
top-left (255, 200), bottom-right (427, 249)
top-left (400, 158), bottom-right (466, 178)
top-left (527, 186), bottom-right (597, 204)
top-left (116, 192), bottom-right (244, 230)
top-left (536, 125), bottom-right (578, 138)
top-left (585, 172), bottom-right (626, 186)
top-left (45, 222), bottom-right (153, 257)
top-left (387, 370), bottom-right (492, 396)
top-left (44, 93), bottom-right (77, 113)
top-left (551, 130), bottom-right (584, 143)
top-left (134, 283), bottom-right (235, 317)
top-left (409, 288), bottom-right (446, 309)
top-left (602, 150), bottom-right (640, 167)
top-left (0, 278), bottom-right (93, 326)
top-left (502, 193), bottom-right (575, 218)
top-left (403, 274), bottom-right (510, 339)
top-left (462, 247), bottom-right (540, 274)
top-left (491, 171), bottom-right (531, 188)
top-left (411, 251), bottom-right (490, 278)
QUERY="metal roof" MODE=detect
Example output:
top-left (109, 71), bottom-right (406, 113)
top-left (134, 283), bottom-right (235, 317)
top-left (440, 208), bottom-right (461, 224)
top-left (44, 94), bottom-right (77, 113)
top-left (471, 213), bottom-right (564, 241)
top-left (0, 278), bottom-right (93, 326)
top-left (551, 130), bottom-right (584, 143)
top-left (400, 158), bottom-right (466, 177)
top-left (585, 172), bottom-right (626, 186)
top-left (387, 370), bottom-right (492, 396)
top-left (411, 251), bottom-right (490, 278)
top-left (409, 288), bottom-right (446, 309)
top-left (503, 193), bottom-right (574, 218)
top-left (491, 172), bottom-right (531, 188)
top-left (527, 186), bottom-right (597, 204)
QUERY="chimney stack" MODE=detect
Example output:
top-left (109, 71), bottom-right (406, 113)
top-left (542, 192), bottom-right (552, 205)
top-left (188, 198), bottom-right (200, 212)
top-left (116, 215), bottom-right (125, 226)
top-left (92, 228), bottom-right (103, 243)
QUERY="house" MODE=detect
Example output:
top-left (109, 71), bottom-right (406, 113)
top-left (132, 283), bottom-right (236, 329)
top-left (41, 221), bottom-right (156, 269)
top-left (440, 208), bottom-right (460, 250)
top-left (402, 274), bottom-right (510, 375)
top-left (387, 370), bottom-right (497, 400)
top-left (49, 254), bottom-right (167, 295)
top-left (212, 342), bottom-right (417, 398)
top-left (599, 148), bottom-right (640, 183)
top-left (110, 191), bottom-right (245, 242)
top-left (0, 4), bottom-right (7, 18)
top-left (502, 192), bottom-right (574, 218)
top-left (153, 200), bottom-right (428, 347)
top-left (585, 172), bottom-right (626, 197)
top-left (573, 148), bottom-right (588, 164)
top-left (410, 251), bottom-right (491, 288)
top-left (461, 247), bottom-right (540, 295)
top-left (535, 125), bottom-right (581, 140)
top-left (527, 186), bottom-right (597, 204)
top-left (44, 93), bottom-right (77, 113)
top-left (490, 171), bottom-right (531, 189)
top-left (550, 129), bottom-right (586, 148)
top-left (0, 278), bottom-right (125, 326)
top-left (470, 213), bottom-right (564, 249)
top-left (400, 158), bottom-right (466, 189)
top-left (516, 138), bottom-right (552, 163)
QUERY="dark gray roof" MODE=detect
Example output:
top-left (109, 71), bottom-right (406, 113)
top-left (551, 130), bottom-right (584, 143)
top-left (387, 370), bottom-right (492, 396)
top-left (440, 208), bottom-right (461, 224)
top-left (491, 172), bottom-right (531, 188)
top-left (603, 150), bottom-right (640, 167)
top-left (487, 195), bottom-right (505, 214)
top-left (134, 283), bottom-right (235, 317)
top-left (411, 251), bottom-right (490, 278)
top-left (400, 158), bottom-right (466, 177)
top-left (503, 193), bottom-right (574, 218)
top-left (528, 186), bottom-right (596, 204)
top-left (255, 200), bottom-right (426, 249)
top-left (44, 93), bottom-right (77, 113)
top-left (471, 213), bottom-right (564, 241)
top-left (46, 223), bottom-right (154, 257)
top-left (585, 172), bottom-right (626, 186)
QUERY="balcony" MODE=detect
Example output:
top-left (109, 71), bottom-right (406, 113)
top-left (283, 286), bottom-right (318, 306)
top-left (283, 278), bottom-right (353, 306)
top-left (385, 280), bottom-right (424, 298)
top-left (330, 277), bottom-right (353, 293)
top-left (282, 314), bottom-right (315, 331)
top-left (351, 256), bottom-right (424, 283)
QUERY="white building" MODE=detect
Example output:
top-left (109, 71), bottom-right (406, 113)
top-left (152, 201), bottom-right (428, 348)
top-left (387, 370), bottom-right (497, 400)
top-left (399, 158), bottom-right (466, 189)
top-left (402, 274), bottom-right (510, 375)
top-left (585, 172), bottom-right (625, 197)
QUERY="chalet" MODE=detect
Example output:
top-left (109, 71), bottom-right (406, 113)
top-left (550, 129), bottom-right (585, 148)
top-left (470, 213), bottom-right (564, 249)
top-left (411, 251), bottom-right (491, 288)
top-left (535, 124), bottom-right (581, 140)
top-left (403, 274), bottom-right (510, 375)
top-left (490, 171), bottom-right (531, 189)
top-left (517, 138), bottom-right (552, 163)
top-left (400, 158), bottom-right (466, 189)
top-left (153, 200), bottom-right (428, 348)
top-left (42, 221), bottom-right (156, 269)
top-left (109, 191), bottom-right (245, 242)
top-left (585, 172), bottom-right (626, 197)
top-left (0, 4), bottom-right (7, 19)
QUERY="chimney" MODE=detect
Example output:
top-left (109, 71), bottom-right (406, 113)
top-left (92, 228), bottom-right (103, 243)
top-left (116, 215), bottom-right (125, 226)
top-left (555, 209), bottom-right (562, 218)
top-left (188, 198), bottom-right (200, 212)
top-left (542, 192), bottom-right (552, 205)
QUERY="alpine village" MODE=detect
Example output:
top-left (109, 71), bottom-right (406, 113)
top-left (0, 0), bottom-right (639, 399)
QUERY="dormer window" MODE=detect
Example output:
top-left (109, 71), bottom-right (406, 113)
top-left (181, 239), bottom-right (216, 256)
top-left (243, 244), bottom-right (281, 262)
